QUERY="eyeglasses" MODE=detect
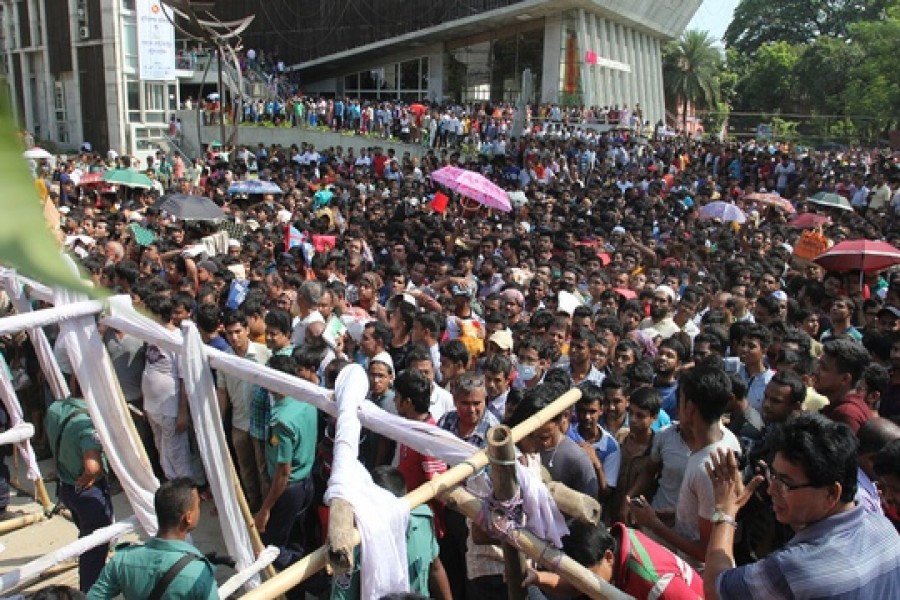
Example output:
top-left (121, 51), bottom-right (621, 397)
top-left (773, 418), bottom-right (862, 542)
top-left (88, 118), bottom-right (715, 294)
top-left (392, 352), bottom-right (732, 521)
top-left (764, 464), bottom-right (822, 494)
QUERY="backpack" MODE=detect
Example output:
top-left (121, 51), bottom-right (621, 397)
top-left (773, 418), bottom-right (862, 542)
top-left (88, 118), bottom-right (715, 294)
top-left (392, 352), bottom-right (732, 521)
top-left (614, 523), bottom-right (704, 599)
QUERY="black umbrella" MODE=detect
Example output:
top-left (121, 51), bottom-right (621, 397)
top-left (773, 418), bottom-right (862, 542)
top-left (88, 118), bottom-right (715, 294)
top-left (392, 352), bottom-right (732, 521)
top-left (153, 193), bottom-right (224, 221)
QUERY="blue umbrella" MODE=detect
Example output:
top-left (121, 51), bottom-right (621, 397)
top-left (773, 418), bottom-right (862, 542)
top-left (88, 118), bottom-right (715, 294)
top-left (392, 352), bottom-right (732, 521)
top-left (227, 179), bottom-right (284, 195)
top-left (698, 201), bottom-right (747, 224)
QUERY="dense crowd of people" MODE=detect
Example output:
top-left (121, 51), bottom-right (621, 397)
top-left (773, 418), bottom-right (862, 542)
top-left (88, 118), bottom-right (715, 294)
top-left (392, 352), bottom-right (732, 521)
top-left (7, 113), bottom-right (900, 599)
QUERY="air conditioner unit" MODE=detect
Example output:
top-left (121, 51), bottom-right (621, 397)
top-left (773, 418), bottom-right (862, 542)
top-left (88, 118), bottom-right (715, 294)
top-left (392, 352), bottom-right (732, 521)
top-left (79, 26), bottom-right (89, 39)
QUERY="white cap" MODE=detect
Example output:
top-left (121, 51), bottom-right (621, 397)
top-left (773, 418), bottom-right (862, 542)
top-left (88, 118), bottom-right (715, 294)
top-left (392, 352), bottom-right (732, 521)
top-left (228, 239), bottom-right (242, 248)
top-left (370, 351), bottom-right (394, 373)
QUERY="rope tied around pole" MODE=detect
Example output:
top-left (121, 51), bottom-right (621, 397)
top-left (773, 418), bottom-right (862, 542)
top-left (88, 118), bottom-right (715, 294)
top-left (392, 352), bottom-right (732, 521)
top-left (473, 486), bottom-right (526, 549)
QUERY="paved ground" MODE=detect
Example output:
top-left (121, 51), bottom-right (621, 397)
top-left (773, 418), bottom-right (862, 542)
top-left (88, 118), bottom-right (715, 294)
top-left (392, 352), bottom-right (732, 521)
top-left (0, 454), bottom-right (238, 598)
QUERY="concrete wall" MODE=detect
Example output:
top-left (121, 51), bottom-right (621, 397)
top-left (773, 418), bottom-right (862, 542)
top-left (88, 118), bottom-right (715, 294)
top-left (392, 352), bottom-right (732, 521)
top-left (177, 111), bottom-right (426, 159)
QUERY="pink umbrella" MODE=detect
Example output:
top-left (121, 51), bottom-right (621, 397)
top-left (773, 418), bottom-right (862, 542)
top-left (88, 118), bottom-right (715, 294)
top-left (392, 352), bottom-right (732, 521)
top-left (745, 192), bottom-right (795, 214)
top-left (430, 166), bottom-right (465, 190)
top-left (455, 170), bottom-right (512, 213)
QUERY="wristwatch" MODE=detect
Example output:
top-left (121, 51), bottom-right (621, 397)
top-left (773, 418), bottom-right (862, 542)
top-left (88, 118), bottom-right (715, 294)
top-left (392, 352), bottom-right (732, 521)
top-left (711, 511), bottom-right (738, 528)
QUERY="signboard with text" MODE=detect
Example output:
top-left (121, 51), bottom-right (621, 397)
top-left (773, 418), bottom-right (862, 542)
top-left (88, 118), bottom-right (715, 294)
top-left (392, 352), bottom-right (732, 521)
top-left (136, 0), bottom-right (176, 81)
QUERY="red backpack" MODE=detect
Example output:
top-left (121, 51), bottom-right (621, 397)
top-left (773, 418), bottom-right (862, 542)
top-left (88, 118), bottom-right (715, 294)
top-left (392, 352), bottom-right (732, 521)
top-left (613, 523), bottom-right (704, 599)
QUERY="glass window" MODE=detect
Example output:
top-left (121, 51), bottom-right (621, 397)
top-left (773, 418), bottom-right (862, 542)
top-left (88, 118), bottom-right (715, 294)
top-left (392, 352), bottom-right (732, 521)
top-left (360, 69), bottom-right (377, 90)
top-left (127, 80), bottom-right (140, 122)
top-left (345, 73), bottom-right (358, 90)
top-left (54, 81), bottom-right (65, 121)
top-left (379, 64), bottom-right (397, 94)
top-left (420, 57), bottom-right (429, 90)
top-left (145, 82), bottom-right (166, 111)
top-left (122, 20), bottom-right (138, 71)
top-left (400, 60), bottom-right (419, 90)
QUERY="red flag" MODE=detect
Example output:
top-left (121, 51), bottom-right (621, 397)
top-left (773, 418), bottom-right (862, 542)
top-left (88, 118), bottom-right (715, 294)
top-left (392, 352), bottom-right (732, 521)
top-left (431, 191), bottom-right (449, 213)
top-left (312, 234), bottom-right (337, 253)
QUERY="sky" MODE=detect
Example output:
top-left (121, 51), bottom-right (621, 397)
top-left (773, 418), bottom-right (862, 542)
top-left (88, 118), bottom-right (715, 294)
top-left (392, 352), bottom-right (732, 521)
top-left (686, 0), bottom-right (741, 45)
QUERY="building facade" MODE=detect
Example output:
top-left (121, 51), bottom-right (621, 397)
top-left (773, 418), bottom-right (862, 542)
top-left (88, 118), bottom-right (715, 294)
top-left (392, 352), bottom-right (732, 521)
top-left (0, 0), bottom-right (183, 161)
top-left (219, 0), bottom-right (701, 124)
top-left (0, 0), bottom-right (700, 155)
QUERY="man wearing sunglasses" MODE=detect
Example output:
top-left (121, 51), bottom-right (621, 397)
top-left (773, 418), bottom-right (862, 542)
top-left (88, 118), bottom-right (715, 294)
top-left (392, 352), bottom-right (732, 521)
top-left (702, 413), bottom-right (899, 599)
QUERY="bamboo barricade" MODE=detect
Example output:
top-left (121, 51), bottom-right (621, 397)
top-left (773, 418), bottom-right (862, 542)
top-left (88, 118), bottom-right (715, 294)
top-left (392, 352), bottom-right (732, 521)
top-left (487, 425), bottom-right (527, 600)
top-left (0, 511), bottom-right (43, 535)
top-left (440, 485), bottom-right (631, 600)
top-left (229, 462), bottom-right (280, 583)
top-left (242, 387), bottom-right (584, 600)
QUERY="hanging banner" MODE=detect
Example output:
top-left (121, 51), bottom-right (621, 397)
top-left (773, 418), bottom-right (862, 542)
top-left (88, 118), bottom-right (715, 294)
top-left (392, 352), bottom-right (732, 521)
top-left (136, 0), bottom-right (176, 81)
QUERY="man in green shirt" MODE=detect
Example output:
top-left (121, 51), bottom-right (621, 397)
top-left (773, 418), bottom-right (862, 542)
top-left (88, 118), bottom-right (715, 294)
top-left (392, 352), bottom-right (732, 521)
top-left (46, 396), bottom-right (113, 592)
top-left (88, 478), bottom-right (217, 600)
top-left (254, 354), bottom-right (318, 571)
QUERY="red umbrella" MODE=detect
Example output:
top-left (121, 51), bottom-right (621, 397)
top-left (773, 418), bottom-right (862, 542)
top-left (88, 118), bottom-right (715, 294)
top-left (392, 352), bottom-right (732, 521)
top-left (814, 240), bottom-right (900, 273)
top-left (788, 213), bottom-right (831, 229)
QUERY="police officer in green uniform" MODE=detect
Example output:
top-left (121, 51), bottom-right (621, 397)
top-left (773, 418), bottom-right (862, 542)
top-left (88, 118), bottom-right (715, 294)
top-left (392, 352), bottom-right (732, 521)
top-left (254, 354), bottom-right (318, 572)
top-left (46, 396), bottom-right (113, 591)
top-left (88, 478), bottom-right (217, 600)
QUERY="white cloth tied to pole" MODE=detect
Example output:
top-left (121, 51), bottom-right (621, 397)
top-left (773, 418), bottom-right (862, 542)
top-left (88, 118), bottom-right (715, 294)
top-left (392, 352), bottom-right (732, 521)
top-left (0, 354), bottom-right (42, 481)
top-left (0, 269), bottom-right (70, 400)
top-left (0, 422), bottom-right (34, 445)
top-left (0, 516), bottom-right (138, 592)
top-left (105, 297), bottom-right (566, 547)
top-left (180, 322), bottom-right (258, 589)
top-left (54, 257), bottom-right (159, 536)
top-left (324, 365), bottom-right (409, 599)
top-left (217, 546), bottom-right (279, 599)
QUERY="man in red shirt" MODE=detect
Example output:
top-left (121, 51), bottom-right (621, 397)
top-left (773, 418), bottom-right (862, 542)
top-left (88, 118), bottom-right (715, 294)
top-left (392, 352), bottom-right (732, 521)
top-left (814, 339), bottom-right (872, 434)
top-left (393, 369), bottom-right (448, 537)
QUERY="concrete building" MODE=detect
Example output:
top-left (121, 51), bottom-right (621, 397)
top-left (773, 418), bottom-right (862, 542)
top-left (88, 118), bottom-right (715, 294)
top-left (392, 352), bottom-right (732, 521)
top-left (0, 0), bottom-right (700, 157)
top-left (216, 0), bottom-right (702, 124)
top-left (0, 0), bottom-right (205, 163)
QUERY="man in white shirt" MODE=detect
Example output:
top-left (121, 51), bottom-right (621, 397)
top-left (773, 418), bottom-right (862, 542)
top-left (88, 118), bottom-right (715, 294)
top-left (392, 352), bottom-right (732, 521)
top-left (630, 365), bottom-right (741, 567)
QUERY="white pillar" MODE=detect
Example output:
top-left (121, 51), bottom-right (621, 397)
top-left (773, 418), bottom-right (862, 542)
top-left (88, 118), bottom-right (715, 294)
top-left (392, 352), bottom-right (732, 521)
top-left (627, 28), bottom-right (639, 109)
top-left (652, 37), bottom-right (666, 126)
top-left (596, 17), bottom-right (610, 108)
top-left (542, 15), bottom-right (563, 104)
top-left (636, 32), bottom-right (650, 125)
top-left (577, 8), bottom-right (593, 108)
top-left (609, 21), bottom-right (621, 106)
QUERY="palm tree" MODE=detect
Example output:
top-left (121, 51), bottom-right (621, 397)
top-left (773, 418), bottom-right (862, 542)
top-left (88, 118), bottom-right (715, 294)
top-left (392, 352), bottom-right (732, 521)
top-left (663, 30), bottom-right (722, 134)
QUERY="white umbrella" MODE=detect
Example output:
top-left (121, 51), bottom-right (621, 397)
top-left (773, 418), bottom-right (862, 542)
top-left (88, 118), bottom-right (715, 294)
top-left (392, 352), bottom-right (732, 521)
top-left (22, 147), bottom-right (52, 160)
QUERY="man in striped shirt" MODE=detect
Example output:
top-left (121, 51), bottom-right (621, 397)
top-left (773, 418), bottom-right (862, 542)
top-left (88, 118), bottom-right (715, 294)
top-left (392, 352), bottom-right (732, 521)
top-left (703, 413), bottom-right (899, 599)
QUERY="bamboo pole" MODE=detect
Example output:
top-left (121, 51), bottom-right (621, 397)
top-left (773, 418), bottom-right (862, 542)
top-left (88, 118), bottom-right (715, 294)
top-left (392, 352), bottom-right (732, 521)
top-left (325, 499), bottom-right (356, 576)
top-left (0, 511), bottom-right (44, 535)
top-left (488, 425), bottom-right (527, 600)
top-left (33, 478), bottom-right (52, 511)
top-left (242, 386), bottom-right (584, 600)
top-left (229, 462), bottom-right (279, 582)
top-left (440, 486), bottom-right (630, 600)
top-left (547, 482), bottom-right (602, 525)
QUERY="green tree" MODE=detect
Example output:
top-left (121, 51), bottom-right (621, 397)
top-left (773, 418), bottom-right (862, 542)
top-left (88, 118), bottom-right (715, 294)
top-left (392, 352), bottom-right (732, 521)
top-left (732, 41), bottom-right (801, 114)
top-left (793, 37), bottom-right (864, 115)
top-left (663, 29), bottom-right (722, 133)
top-left (844, 7), bottom-right (900, 138)
top-left (724, 0), bottom-right (891, 55)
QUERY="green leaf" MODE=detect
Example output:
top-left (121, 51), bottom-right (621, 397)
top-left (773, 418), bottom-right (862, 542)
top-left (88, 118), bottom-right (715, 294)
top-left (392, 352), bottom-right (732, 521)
top-left (0, 79), bottom-right (102, 298)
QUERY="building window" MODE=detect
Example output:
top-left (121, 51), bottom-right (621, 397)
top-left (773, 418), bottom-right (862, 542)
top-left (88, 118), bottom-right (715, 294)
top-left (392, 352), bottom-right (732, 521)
top-left (122, 20), bottom-right (138, 71)
top-left (343, 57), bottom-right (429, 101)
top-left (145, 82), bottom-right (167, 123)
top-left (54, 80), bottom-right (65, 121)
top-left (126, 79), bottom-right (140, 122)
